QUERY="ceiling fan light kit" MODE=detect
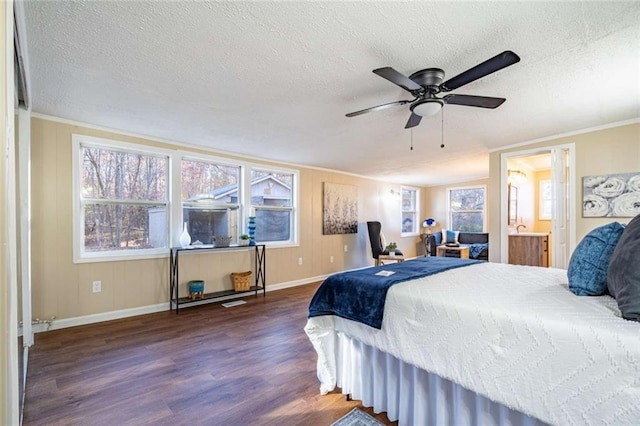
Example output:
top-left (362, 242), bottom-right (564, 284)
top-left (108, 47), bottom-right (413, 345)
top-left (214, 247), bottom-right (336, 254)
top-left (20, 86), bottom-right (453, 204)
top-left (411, 99), bottom-right (444, 117)
top-left (346, 50), bottom-right (521, 130)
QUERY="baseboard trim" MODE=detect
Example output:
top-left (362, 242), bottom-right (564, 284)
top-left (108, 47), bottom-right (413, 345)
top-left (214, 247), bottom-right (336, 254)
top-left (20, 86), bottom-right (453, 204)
top-left (39, 303), bottom-right (169, 333)
top-left (266, 274), bottom-right (329, 292)
top-left (34, 275), bottom-right (331, 333)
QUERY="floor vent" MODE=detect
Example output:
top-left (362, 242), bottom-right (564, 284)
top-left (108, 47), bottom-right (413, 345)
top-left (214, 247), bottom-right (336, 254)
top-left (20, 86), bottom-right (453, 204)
top-left (221, 300), bottom-right (247, 308)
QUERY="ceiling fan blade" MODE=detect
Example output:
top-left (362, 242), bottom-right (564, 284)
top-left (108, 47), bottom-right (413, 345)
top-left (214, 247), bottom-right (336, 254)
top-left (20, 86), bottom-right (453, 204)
top-left (440, 51), bottom-right (520, 92)
top-left (345, 100), bottom-right (411, 117)
top-left (373, 67), bottom-right (423, 93)
top-left (404, 112), bottom-right (422, 128)
top-left (443, 94), bottom-right (506, 109)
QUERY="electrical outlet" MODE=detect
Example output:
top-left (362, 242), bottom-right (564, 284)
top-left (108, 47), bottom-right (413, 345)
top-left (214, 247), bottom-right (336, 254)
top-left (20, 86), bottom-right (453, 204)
top-left (330, 255), bottom-right (334, 263)
top-left (92, 281), bottom-right (102, 293)
top-left (343, 244), bottom-right (348, 252)
top-left (298, 257), bottom-right (303, 265)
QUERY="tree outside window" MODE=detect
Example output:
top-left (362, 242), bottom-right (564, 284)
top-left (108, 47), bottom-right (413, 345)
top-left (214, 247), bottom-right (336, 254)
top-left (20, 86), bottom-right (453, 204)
top-left (80, 145), bottom-right (168, 253)
top-left (75, 136), bottom-right (299, 262)
top-left (448, 186), bottom-right (486, 232)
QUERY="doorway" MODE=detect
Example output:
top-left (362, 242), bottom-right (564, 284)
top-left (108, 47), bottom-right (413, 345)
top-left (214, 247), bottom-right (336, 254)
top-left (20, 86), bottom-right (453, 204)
top-left (500, 144), bottom-right (576, 268)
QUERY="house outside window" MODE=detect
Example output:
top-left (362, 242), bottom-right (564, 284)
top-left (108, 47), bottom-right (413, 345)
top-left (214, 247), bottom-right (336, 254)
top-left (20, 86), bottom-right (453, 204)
top-left (448, 186), bottom-right (486, 232)
top-left (249, 169), bottom-right (295, 243)
top-left (74, 135), bottom-right (299, 262)
top-left (401, 187), bottom-right (419, 235)
top-left (74, 138), bottom-right (169, 261)
top-left (181, 159), bottom-right (241, 244)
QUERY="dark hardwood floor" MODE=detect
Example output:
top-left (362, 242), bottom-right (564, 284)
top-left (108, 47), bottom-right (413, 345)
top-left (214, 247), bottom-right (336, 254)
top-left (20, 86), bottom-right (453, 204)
top-left (24, 283), bottom-right (397, 425)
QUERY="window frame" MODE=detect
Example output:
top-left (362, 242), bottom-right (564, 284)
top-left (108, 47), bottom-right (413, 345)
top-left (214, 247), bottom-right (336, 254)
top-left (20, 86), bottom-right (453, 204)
top-left (401, 186), bottom-right (420, 237)
top-left (72, 135), bottom-right (172, 263)
top-left (245, 164), bottom-right (299, 247)
top-left (180, 155), bottom-right (243, 244)
top-left (446, 185), bottom-right (487, 232)
top-left (73, 135), bottom-right (300, 263)
top-left (539, 179), bottom-right (552, 220)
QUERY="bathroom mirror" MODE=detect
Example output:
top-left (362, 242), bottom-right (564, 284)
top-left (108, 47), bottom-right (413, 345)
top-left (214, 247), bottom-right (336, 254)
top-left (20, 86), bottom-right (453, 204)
top-left (508, 184), bottom-right (518, 226)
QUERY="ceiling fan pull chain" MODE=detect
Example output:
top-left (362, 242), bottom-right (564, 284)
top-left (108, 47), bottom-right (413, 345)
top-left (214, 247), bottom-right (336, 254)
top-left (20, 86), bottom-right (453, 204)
top-left (410, 128), bottom-right (413, 151)
top-left (441, 108), bottom-right (445, 149)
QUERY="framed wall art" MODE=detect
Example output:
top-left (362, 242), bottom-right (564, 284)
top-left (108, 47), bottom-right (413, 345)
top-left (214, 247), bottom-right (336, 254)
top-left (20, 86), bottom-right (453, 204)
top-left (582, 172), bottom-right (640, 217)
top-left (323, 182), bottom-right (358, 234)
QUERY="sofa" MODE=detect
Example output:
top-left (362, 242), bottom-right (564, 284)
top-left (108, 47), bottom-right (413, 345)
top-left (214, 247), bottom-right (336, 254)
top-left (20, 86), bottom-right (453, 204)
top-left (428, 231), bottom-right (489, 261)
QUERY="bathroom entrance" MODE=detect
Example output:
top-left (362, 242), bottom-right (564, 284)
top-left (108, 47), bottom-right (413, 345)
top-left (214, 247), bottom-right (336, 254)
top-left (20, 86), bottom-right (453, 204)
top-left (500, 144), bottom-right (575, 268)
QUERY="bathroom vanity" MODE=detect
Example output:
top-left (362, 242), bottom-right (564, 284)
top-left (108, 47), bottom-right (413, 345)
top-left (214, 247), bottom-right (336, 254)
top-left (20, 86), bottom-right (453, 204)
top-left (508, 233), bottom-right (549, 267)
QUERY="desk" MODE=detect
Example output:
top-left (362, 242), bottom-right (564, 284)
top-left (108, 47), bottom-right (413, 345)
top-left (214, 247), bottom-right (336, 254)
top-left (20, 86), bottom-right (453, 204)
top-left (169, 244), bottom-right (266, 314)
top-left (375, 254), bottom-right (405, 266)
top-left (436, 245), bottom-right (470, 259)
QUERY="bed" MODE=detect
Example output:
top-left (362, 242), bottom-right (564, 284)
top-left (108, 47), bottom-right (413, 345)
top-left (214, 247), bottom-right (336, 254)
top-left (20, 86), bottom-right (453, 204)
top-left (304, 258), bottom-right (640, 425)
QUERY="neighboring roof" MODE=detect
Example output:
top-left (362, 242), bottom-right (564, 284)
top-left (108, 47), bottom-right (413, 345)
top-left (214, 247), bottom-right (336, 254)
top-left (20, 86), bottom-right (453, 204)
top-left (188, 174), bottom-right (291, 202)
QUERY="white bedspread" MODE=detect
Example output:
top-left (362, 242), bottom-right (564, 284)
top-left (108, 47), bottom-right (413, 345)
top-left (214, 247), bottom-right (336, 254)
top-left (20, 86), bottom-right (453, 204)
top-left (305, 262), bottom-right (640, 426)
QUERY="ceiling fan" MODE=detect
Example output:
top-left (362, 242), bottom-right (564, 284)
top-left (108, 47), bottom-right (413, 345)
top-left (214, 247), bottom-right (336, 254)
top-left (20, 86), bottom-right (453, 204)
top-left (346, 51), bottom-right (520, 129)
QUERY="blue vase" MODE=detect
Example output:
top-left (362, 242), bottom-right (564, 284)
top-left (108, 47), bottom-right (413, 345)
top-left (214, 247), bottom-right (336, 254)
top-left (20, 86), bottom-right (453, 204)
top-left (248, 216), bottom-right (256, 246)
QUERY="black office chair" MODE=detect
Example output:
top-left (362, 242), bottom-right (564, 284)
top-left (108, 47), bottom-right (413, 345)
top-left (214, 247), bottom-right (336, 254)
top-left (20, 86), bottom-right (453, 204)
top-left (366, 221), bottom-right (403, 266)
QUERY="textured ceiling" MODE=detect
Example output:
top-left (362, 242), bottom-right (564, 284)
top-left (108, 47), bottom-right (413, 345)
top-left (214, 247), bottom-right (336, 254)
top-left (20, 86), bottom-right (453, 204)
top-left (23, 1), bottom-right (640, 186)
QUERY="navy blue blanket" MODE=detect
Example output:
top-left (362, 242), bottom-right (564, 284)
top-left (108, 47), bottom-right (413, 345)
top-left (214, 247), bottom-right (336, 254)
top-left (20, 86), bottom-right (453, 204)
top-left (308, 256), bottom-right (480, 329)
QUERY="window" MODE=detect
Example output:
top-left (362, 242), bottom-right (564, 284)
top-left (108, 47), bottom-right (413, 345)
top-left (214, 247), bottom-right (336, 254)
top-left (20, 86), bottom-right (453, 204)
top-left (250, 169), bottom-right (295, 243)
top-left (508, 184), bottom-right (518, 226)
top-left (448, 186), bottom-right (486, 232)
top-left (181, 159), bottom-right (241, 244)
top-left (75, 139), bottom-right (169, 261)
top-left (539, 180), bottom-right (552, 220)
top-left (74, 135), bottom-right (299, 262)
top-left (401, 187), bottom-right (419, 235)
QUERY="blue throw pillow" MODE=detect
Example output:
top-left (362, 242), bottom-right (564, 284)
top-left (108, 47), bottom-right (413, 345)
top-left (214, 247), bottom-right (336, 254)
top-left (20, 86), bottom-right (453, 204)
top-left (567, 222), bottom-right (626, 296)
top-left (441, 229), bottom-right (459, 244)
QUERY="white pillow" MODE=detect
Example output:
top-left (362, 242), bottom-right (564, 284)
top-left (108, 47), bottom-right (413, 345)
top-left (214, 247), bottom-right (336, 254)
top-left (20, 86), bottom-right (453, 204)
top-left (441, 229), bottom-right (460, 244)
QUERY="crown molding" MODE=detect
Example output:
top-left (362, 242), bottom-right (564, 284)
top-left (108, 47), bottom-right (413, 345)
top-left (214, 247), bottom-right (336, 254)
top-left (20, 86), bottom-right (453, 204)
top-left (489, 118), bottom-right (640, 153)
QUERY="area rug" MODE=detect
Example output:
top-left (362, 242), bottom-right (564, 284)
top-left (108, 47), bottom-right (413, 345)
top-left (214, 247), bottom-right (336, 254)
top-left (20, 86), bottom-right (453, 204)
top-left (331, 407), bottom-right (385, 426)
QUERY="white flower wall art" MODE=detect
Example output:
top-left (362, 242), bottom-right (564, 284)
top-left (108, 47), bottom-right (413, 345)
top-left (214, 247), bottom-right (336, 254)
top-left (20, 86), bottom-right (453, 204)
top-left (323, 182), bottom-right (358, 235)
top-left (583, 172), bottom-right (640, 217)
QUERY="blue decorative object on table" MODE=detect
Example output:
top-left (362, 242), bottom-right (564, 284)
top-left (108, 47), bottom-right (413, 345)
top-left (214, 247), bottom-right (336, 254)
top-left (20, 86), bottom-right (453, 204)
top-left (188, 280), bottom-right (205, 300)
top-left (248, 216), bottom-right (256, 246)
top-left (423, 217), bottom-right (436, 228)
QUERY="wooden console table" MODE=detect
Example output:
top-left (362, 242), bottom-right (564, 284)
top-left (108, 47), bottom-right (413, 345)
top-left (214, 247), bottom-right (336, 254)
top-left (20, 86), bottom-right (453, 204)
top-left (169, 244), bottom-right (266, 314)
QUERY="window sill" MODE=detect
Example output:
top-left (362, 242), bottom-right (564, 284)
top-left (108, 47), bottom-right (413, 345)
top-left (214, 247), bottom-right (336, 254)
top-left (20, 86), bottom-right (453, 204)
top-left (74, 250), bottom-right (168, 264)
top-left (401, 232), bottom-right (419, 238)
